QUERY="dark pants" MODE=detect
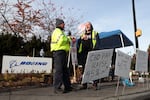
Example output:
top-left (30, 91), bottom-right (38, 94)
top-left (53, 50), bottom-right (71, 90)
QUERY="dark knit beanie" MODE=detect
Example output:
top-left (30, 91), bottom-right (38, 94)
top-left (56, 18), bottom-right (64, 27)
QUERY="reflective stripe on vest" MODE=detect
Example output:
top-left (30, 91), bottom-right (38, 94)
top-left (78, 31), bottom-right (97, 53)
top-left (51, 28), bottom-right (70, 52)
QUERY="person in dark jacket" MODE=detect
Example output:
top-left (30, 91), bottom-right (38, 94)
top-left (77, 22), bottom-right (100, 90)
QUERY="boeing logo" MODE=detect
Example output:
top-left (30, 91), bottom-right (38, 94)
top-left (9, 60), bottom-right (48, 68)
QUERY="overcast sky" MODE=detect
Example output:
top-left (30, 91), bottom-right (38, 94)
top-left (39, 0), bottom-right (150, 54)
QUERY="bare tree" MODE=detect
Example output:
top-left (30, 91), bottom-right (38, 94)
top-left (0, 0), bottom-right (15, 34)
top-left (0, 0), bottom-right (83, 40)
top-left (9, 0), bottom-right (44, 38)
top-left (36, 0), bottom-right (82, 36)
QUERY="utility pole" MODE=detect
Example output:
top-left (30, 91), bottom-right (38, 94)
top-left (132, 0), bottom-right (139, 49)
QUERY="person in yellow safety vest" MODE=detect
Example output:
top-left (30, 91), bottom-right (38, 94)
top-left (77, 22), bottom-right (100, 90)
top-left (51, 18), bottom-right (74, 94)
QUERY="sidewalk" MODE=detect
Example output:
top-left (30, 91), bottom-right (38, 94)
top-left (0, 80), bottom-right (150, 100)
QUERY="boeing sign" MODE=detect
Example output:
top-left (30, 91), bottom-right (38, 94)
top-left (2, 55), bottom-right (52, 73)
top-left (9, 60), bottom-right (48, 68)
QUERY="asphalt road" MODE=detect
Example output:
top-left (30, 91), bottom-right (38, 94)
top-left (1, 81), bottom-right (150, 100)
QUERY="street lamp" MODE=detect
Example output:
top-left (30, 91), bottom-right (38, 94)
top-left (132, 0), bottom-right (139, 49)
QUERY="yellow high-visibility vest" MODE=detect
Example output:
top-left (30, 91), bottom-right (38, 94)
top-left (78, 30), bottom-right (98, 53)
top-left (51, 28), bottom-right (70, 52)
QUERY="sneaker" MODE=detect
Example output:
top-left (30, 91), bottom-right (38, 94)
top-left (93, 85), bottom-right (98, 90)
top-left (79, 83), bottom-right (87, 90)
top-left (93, 83), bottom-right (98, 90)
top-left (54, 88), bottom-right (63, 94)
top-left (63, 89), bottom-right (70, 93)
top-left (79, 86), bottom-right (87, 90)
top-left (63, 86), bottom-right (74, 93)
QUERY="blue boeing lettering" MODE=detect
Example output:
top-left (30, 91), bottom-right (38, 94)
top-left (20, 61), bottom-right (47, 65)
top-left (9, 60), bottom-right (48, 68)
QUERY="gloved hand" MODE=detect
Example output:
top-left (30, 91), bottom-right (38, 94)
top-left (81, 34), bottom-right (88, 40)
